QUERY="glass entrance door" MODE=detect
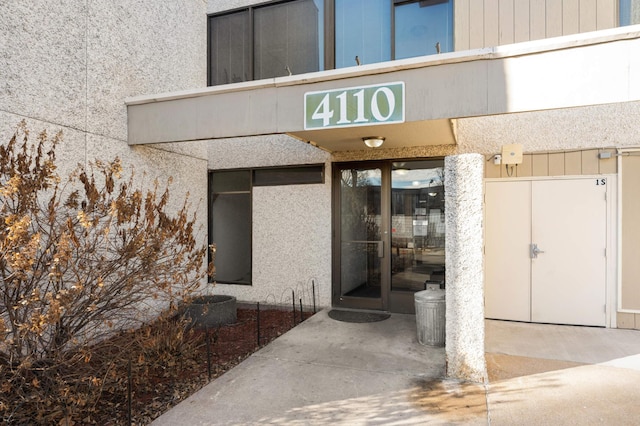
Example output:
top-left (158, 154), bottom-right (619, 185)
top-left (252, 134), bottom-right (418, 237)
top-left (334, 164), bottom-right (388, 310)
top-left (333, 160), bottom-right (445, 313)
top-left (389, 160), bottom-right (445, 312)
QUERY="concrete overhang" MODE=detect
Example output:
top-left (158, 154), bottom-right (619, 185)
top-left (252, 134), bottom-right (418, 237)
top-left (127, 25), bottom-right (640, 153)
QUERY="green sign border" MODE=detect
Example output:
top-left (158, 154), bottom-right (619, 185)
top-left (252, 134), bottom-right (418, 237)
top-left (304, 82), bottom-right (405, 130)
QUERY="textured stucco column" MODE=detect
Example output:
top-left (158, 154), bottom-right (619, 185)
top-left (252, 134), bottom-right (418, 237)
top-left (444, 154), bottom-right (487, 383)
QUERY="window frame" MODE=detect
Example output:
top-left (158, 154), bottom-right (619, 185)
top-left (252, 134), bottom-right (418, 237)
top-left (208, 164), bottom-right (325, 285)
top-left (207, 0), bottom-right (453, 85)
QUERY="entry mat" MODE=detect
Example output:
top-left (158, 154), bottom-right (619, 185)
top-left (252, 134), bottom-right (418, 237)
top-left (328, 309), bottom-right (391, 323)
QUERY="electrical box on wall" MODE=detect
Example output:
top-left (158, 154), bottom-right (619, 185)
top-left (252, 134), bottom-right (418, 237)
top-left (501, 144), bottom-right (523, 165)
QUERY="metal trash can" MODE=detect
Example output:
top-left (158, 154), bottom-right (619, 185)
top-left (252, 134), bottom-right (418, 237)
top-left (414, 288), bottom-right (445, 346)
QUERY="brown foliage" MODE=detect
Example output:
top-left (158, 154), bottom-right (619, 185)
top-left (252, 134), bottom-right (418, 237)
top-left (0, 121), bottom-right (212, 423)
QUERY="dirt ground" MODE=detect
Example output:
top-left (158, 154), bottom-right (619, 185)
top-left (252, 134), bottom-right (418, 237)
top-left (105, 306), bottom-right (313, 425)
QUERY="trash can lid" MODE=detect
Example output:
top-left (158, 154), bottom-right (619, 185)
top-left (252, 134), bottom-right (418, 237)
top-left (415, 288), bottom-right (445, 301)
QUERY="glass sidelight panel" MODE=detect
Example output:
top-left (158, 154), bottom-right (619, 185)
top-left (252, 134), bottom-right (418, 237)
top-left (390, 161), bottom-right (445, 292)
top-left (339, 167), bottom-right (383, 299)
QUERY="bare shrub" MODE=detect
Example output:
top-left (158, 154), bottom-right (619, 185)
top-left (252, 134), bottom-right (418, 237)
top-left (0, 121), bottom-right (212, 423)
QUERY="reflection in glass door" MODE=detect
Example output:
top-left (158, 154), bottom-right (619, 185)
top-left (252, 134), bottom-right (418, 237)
top-left (333, 160), bottom-right (445, 313)
top-left (335, 165), bottom-right (387, 310)
top-left (390, 161), bottom-right (445, 311)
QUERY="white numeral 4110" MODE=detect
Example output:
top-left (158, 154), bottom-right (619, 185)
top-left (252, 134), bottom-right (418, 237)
top-left (311, 87), bottom-right (396, 127)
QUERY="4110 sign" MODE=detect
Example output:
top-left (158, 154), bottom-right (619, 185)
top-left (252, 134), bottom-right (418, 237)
top-left (304, 82), bottom-right (405, 130)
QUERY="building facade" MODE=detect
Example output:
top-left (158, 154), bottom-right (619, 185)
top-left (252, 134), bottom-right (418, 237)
top-left (128, 0), bottom-right (640, 331)
top-left (4, 2), bottom-right (640, 378)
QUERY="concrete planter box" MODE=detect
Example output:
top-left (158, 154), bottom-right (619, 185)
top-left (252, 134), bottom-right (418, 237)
top-left (184, 295), bottom-right (237, 329)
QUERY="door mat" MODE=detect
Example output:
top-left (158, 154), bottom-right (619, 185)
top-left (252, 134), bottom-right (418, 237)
top-left (328, 310), bottom-right (391, 323)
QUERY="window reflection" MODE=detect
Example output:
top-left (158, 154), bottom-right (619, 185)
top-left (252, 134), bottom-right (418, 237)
top-left (620, 0), bottom-right (640, 26)
top-left (254, 0), bottom-right (324, 79)
top-left (335, 0), bottom-right (392, 68)
top-left (395, 0), bottom-right (453, 59)
top-left (391, 161), bottom-right (445, 292)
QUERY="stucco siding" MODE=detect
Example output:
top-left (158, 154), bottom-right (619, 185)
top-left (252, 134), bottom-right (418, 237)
top-left (1, 1), bottom-right (210, 291)
top-left (212, 182), bottom-right (333, 309)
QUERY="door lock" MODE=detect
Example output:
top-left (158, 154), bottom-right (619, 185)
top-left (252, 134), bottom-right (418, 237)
top-left (530, 243), bottom-right (545, 259)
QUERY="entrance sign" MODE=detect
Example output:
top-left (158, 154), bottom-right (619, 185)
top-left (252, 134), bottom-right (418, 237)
top-left (304, 82), bottom-right (405, 130)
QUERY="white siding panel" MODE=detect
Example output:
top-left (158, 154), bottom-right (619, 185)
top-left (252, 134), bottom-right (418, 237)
top-left (530, 0), bottom-right (547, 39)
top-left (563, 0), bottom-right (581, 34)
top-left (546, 0), bottom-right (563, 37)
top-left (596, 0), bottom-right (617, 29)
top-left (455, 0), bottom-right (471, 50)
top-left (499, 0), bottom-right (516, 44)
top-left (580, 0), bottom-right (598, 32)
top-left (514, 0), bottom-right (531, 42)
top-left (485, 0), bottom-right (501, 46)
top-left (469, 0), bottom-right (485, 48)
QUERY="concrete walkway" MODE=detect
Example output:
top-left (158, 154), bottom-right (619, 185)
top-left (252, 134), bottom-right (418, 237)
top-left (152, 311), bottom-right (640, 425)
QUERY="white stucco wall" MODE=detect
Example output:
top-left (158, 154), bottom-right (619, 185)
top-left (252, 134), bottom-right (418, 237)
top-left (0, 1), bottom-right (210, 295)
top-left (208, 134), bottom-right (333, 308)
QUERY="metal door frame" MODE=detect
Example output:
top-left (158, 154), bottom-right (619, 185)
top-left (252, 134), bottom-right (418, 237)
top-left (332, 161), bottom-right (391, 311)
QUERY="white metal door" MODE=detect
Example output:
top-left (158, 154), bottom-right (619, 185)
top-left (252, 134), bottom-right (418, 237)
top-left (531, 179), bottom-right (607, 326)
top-left (485, 178), bottom-right (608, 326)
top-left (484, 181), bottom-right (531, 322)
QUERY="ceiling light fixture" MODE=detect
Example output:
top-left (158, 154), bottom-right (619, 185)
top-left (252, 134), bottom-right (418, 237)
top-left (362, 136), bottom-right (385, 148)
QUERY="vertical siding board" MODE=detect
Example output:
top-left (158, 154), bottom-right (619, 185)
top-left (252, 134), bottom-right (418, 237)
top-left (499, 0), bottom-right (515, 45)
top-left (516, 154), bottom-right (533, 177)
top-left (596, 0), bottom-right (617, 29)
top-left (563, 0), bottom-right (581, 34)
top-left (485, 0), bottom-right (501, 47)
top-left (530, 0), bottom-right (546, 39)
top-left (455, 0), bottom-right (471, 51)
top-left (548, 152), bottom-right (565, 175)
top-left (565, 151), bottom-right (582, 175)
top-left (514, 0), bottom-right (531, 42)
top-left (622, 155), bottom-right (640, 310)
top-left (581, 149), bottom-right (600, 174)
top-left (532, 153), bottom-right (549, 176)
top-left (546, 0), bottom-right (563, 37)
top-left (580, 0), bottom-right (598, 32)
top-left (469, 0), bottom-right (485, 49)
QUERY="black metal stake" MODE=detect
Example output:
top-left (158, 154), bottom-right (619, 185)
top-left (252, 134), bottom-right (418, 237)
top-left (312, 280), bottom-right (316, 314)
top-left (205, 326), bottom-right (212, 381)
top-left (292, 290), bottom-right (296, 325)
top-left (256, 302), bottom-right (261, 347)
top-left (299, 298), bottom-right (303, 322)
top-left (127, 359), bottom-right (132, 426)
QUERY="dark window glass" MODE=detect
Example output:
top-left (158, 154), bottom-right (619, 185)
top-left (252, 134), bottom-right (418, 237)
top-left (335, 0), bottom-right (392, 68)
top-left (253, 165), bottom-right (324, 186)
top-left (209, 11), bottom-right (250, 85)
top-left (211, 193), bottom-right (252, 284)
top-left (254, 0), bottom-right (324, 79)
top-left (211, 170), bottom-right (251, 193)
top-left (208, 0), bottom-right (453, 84)
top-left (210, 170), bottom-right (252, 285)
top-left (395, 0), bottom-right (452, 59)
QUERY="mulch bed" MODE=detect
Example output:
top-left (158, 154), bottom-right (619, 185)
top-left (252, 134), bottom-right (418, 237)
top-left (115, 307), bottom-right (313, 425)
top-left (2, 307), bottom-right (313, 425)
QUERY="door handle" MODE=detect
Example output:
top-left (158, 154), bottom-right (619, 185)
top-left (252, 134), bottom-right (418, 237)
top-left (377, 241), bottom-right (384, 258)
top-left (530, 243), bottom-right (545, 259)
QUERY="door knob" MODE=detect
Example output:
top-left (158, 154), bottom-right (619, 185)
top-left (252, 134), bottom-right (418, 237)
top-left (530, 243), bottom-right (545, 259)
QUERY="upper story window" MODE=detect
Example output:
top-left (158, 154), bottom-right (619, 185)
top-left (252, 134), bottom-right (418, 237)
top-left (335, 0), bottom-right (452, 68)
top-left (208, 0), bottom-right (453, 86)
top-left (620, 0), bottom-right (640, 26)
top-left (209, 0), bottom-right (325, 85)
